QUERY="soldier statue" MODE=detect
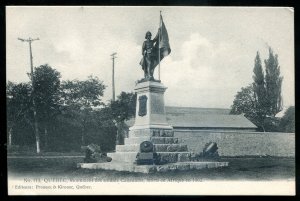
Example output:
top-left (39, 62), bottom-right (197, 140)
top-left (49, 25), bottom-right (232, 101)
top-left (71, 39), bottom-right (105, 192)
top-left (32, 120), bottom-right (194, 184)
top-left (140, 31), bottom-right (159, 80)
top-left (138, 15), bottom-right (171, 82)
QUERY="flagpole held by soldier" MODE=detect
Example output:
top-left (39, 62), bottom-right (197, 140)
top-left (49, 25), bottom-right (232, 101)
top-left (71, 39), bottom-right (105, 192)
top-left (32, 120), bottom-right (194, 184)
top-left (158, 11), bottom-right (161, 80)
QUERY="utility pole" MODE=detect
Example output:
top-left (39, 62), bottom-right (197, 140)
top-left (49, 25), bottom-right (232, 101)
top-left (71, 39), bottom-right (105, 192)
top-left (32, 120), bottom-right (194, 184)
top-left (111, 52), bottom-right (117, 101)
top-left (18, 37), bottom-right (41, 154)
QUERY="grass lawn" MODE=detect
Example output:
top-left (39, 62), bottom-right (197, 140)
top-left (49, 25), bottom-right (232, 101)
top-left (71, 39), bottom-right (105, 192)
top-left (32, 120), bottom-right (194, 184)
top-left (7, 156), bottom-right (295, 181)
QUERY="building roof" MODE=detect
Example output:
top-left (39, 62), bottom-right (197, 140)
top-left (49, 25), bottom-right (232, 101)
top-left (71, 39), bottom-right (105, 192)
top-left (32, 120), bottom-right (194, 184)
top-left (165, 106), bottom-right (231, 115)
top-left (126, 106), bottom-right (257, 129)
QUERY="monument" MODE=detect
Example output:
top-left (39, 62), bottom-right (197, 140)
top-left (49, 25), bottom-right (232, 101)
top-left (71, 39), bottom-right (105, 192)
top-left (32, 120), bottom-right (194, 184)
top-left (79, 13), bottom-right (228, 173)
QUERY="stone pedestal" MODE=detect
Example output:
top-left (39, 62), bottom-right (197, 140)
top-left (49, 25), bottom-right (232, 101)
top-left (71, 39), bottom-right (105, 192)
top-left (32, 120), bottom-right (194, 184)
top-left (130, 81), bottom-right (173, 131)
top-left (108, 81), bottom-right (188, 164)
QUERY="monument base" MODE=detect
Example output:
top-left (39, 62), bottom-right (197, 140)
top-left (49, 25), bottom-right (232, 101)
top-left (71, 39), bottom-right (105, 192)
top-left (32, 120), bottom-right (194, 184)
top-left (78, 80), bottom-right (229, 173)
top-left (78, 128), bottom-right (229, 173)
top-left (78, 161), bottom-right (229, 173)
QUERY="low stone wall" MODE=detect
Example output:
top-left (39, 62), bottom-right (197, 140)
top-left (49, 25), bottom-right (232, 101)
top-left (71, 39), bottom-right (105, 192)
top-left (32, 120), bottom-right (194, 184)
top-left (174, 130), bottom-right (295, 157)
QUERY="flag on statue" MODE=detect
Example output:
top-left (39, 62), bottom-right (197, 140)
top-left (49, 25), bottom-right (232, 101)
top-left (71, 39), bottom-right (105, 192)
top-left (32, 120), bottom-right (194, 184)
top-left (155, 14), bottom-right (171, 61)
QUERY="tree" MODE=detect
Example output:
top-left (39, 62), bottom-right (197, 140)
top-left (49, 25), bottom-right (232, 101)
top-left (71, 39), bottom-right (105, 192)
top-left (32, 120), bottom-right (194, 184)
top-left (94, 107), bottom-right (117, 151)
top-left (7, 70), bottom-right (111, 152)
top-left (6, 81), bottom-right (32, 146)
top-left (230, 85), bottom-right (257, 122)
top-left (265, 48), bottom-right (283, 116)
top-left (110, 92), bottom-right (137, 122)
top-left (231, 48), bottom-right (284, 132)
top-left (33, 64), bottom-right (61, 149)
top-left (109, 92), bottom-right (137, 144)
top-left (279, 106), bottom-right (295, 133)
top-left (252, 51), bottom-right (267, 131)
top-left (60, 76), bottom-right (106, 146)
top-left (7, 65), bottom-right (62, 152)
top-left (60, 75), bottom-right (105, 108)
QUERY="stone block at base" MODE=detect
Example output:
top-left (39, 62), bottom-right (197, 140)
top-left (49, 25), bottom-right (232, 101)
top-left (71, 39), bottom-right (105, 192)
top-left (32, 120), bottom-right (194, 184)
top-left (78, 161), bottom-right (229, 173)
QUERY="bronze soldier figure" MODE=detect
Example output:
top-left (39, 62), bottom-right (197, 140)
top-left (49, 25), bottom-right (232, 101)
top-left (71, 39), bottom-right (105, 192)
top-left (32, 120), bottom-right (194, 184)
top-left (140, 31), bottom-right (158, 79)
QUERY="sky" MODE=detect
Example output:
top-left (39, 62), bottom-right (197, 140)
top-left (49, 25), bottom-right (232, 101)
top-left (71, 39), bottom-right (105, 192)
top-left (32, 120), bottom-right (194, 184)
top-left (6, 6), bottom-right (294, 109)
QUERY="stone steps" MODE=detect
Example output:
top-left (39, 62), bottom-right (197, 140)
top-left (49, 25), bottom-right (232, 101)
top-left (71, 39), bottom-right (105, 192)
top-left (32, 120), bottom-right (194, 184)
top-left (108, 151), bottom-right (191, 163)
top-left (125, 137), bottom-right (179, 145)
top-left (124, 137), bottom-right (150, 144)
top-left (116, 144), bottom-right (188, 152)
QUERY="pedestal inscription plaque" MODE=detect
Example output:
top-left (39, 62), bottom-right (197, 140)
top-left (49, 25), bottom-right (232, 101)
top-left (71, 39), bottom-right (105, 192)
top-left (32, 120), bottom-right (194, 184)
top-left (138, 95), bottom-right (148, 117)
